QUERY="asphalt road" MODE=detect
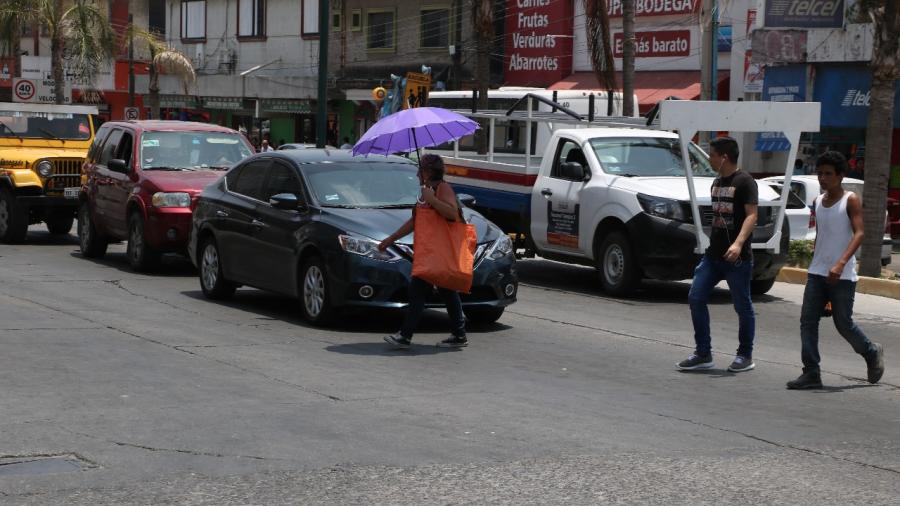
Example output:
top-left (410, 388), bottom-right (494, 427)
top-left (1, 226), bottom-right (898, 505)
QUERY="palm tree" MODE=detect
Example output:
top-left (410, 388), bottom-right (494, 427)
top-left (0, 0), bottom-right (115, 104)
top-left (621, 0), bottom-right (635, 117)
top-left (125, 25), bottom-right (195, 120)
top-left (471, 0), bottom-right (493, 154)
top-left (854, 0), bottom-right (899, 277)
top-left (583, 0), bottom-right (617, 101)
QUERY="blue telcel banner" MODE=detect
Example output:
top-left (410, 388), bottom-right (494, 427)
top-left (814, 66), bottom-right (900, 128)
top-left (764, 0), bottom-right (844, 28)
top-left (755, 65), bottom-right (807, 151)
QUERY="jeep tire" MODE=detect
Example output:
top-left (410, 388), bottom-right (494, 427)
top-left (0, 187), bottom-right (28, 243)
top-left (46, 212), bottom-right (74, 235)
top-left (127, 212), bottom-right (161, 272)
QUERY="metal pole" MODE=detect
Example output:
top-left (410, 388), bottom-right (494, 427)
top-left (316, 0), bottom-right (329, 148)
top-left (128, 14), bottom-right (134, 107)
top-left (711, 0), bottom-right (719, 101)
top-left (488, 117), bottom-right (495, 162)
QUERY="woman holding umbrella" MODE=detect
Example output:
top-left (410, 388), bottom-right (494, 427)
top-left (378, 154), bottom-right (468, 349)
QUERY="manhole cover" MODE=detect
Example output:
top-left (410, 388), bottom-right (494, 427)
top-left (0, 454), bottom-right (97, 476)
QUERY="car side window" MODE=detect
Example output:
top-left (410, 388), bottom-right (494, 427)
top-left (225, 165), bottom-right (244, 190)
top-left (265, 161), bottom-right (305, 203)
top-left (116, 131), bottom-right (134, 169)
top-left (88, 126), bottom-right (111, 162)
top-left (551, 139), bottom-right (587, 180)
top-left (230, 160), bottom-right (270, 201)
top-left (97, 130), bottom-right (124, 167)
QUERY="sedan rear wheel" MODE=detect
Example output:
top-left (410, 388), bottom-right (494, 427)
top-left (300, 256), bottom-right (333, 325)
top-left (199, 237), bottom-right (236, 299)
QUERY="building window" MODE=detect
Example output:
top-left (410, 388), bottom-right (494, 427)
top-left (181, 0), bottom-right (206, 41)
top-left (420, 7), bottom-right (450, 48)
top-left (366, 9), bottom-right (395, 51)
top-left (301, 0), bottom-right (318, 38)
top-left (149, 0), bottom-right (166, 35)
top-left (350, 9), bottom-right (361, 31)
top-left (332, 11), bottom-right (341, 31)
top-left (238, 0), bottom-right (266, 38)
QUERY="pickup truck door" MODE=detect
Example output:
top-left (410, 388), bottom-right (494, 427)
top-left (530, 137), bottom-right (590, 256)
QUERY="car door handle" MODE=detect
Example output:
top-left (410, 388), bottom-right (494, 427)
top-left (541, 188), bottom-right (553, 196)
top-left (215, 210), bottom-right (229, 218)
top-left (251, 219), bottom-right (267, 229)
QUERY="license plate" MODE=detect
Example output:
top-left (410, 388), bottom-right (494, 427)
top-left (64, 187), bottom-right (80, 199)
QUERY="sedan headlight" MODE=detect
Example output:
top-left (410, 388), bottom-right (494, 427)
top-left (637, 193), bottom-right (688, 222)
top-left (37, 160), bottom-right (53, 177)
top-left (338, 234), bottom-right (401, 262)
top-left (486, 233), bottom-right (514, 260)
top-left (151, 192), bottom-right (191, 208)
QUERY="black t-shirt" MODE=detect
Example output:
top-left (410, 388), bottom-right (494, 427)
top-left (707, 170), bottom-right (758, 261)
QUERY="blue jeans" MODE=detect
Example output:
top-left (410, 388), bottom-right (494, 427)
top-left (688, 254), bottom-right (755, 358)
top-left (799, 274), bottom-right (876, 373)
top-left (400, 276), bottom-right (466, 339)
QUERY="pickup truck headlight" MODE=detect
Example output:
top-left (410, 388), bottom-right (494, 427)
top-left (486, 233), bottom-right (514, 260)
top-left (151, 192), bottom-right (191, 208)
top-left (37, 160), bottom-right (53, 177)
top-left (338, 234), bottom-right (400, 262)
top-left (637, 193), bottom-right (688, 222)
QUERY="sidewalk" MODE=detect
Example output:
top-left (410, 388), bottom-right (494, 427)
top-left (777, 266), bottom-right (900, 300)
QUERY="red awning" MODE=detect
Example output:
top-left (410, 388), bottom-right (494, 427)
top-left (549, 71), bottom-right (729, 114)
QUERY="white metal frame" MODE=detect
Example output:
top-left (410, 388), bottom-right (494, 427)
top-left (659, 100), bottom-right (821, 253)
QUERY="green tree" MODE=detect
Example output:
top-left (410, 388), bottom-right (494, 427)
top-left (583, 0), bottom-right (617, 98)
top-left (125, 26), bottom-right (195, 121)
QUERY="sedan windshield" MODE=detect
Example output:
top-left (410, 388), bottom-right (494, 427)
top-left (305, 162), bottom-right (420, 208)
top-left (589, 137), bottom-right (716, 177)
top-left (140, 131), bottom-right (254, 170)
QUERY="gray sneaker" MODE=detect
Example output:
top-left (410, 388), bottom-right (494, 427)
top-left (676, 354), bottom-right (713, 371)
top-left (727, 355), bottom-right (755, 372)
top-left (384, 333), bottom-right (411, 349)
top-left (866, 343), bottom-right (884, 384)
top-left (436, 335), bottom-right (468, 348)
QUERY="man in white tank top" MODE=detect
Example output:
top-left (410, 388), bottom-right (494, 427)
top-left (787, 151), bottom-right (884, 389)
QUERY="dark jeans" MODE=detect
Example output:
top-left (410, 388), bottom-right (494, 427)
top-left (400, 276), bottom-right (466, 339)
top-left (688, 254), bottom-right (755, 358)
top-left (800, 274), bottom-right (876, 373)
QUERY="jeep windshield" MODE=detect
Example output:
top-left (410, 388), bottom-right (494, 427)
top-left (140, 131), bottom-right (254, 170)
top-left (0, 110), bottom-right (91, 140)
top-left (589, 137), bottom-right (716, 177)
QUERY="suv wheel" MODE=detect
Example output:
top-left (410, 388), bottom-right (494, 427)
top-left (127, 212), bottom-right (161, 272)
top-left (78, 202), bottom-right (108, 258)
top-left (750, 277), bottom-right (776, 295)
top-left (46, 212), bottom-right (74, 235)
top-left (199, 237), bottom-right (236, 299)
top-left (0, 187), bottom-right (28, 243)
top-left (597, 231), bottom-right (640, 296)
top-left (299, 255), bottom-right (334, 325)
top-left (463, 306), bottom-right (505, 325)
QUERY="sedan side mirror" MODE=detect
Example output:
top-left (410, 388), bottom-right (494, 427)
top-left (458, 193), bottom-right (476, 207)
top-left (270, 193), bottom-right (302, 210)
top-left (560, 161), bottom-right (589, 181)
top-left (108, 159), bottom-right (128, 174)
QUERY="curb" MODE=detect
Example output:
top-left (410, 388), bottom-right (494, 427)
top-left (777, 267), bottom-right (900, 300)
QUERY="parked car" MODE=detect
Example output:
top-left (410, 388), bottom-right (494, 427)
top-left (765, 183), bottom-right (816, 241)
top-left (188, 149), bottom-right (518, 325)
top-left (78, 121), bottom-right (254, 270)
top-left (762, 175), bottom-right (892, 266)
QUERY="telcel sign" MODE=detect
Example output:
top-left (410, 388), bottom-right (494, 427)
top-left (764, 0), bottom-right (844, 28)
top-left (504, 0), bottom-right (573, 87)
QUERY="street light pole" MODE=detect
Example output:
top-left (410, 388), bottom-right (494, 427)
top-left (316, 0), bottom-right (329, 148)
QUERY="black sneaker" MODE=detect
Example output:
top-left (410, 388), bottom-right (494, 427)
top-left (384, 333), bottom-right (411, 349)
top-left (436, 336), bottom-right (468, 348)
top-left (727, 355), bottom-right (755, 372)
top-left (676, 354), bottom-right (713, 371)
top-left (786, 371), bottom-right (823, 390)
top-left (866, 343), bottom-right (884, 384)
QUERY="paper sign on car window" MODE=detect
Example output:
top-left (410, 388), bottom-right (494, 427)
top-left (142, 139), bottom-right (160, 147)
top-left (206, 137), bottom-right (240, 144)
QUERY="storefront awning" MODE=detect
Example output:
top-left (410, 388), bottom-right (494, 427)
top-left (549, 71), bottom-right (729, 114)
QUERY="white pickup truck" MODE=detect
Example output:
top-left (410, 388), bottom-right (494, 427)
top-left (439, 103), bottom-right (790, 295)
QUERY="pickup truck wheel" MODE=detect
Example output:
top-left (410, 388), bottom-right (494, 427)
top-left (0, 187), bottom-right (28, 243)
top-left (464, 306), bottom-right (505, 325)
top-left (127, 212), bottom-right (161, 272)
top-left (46, 213), bottom-right (74, 235)
top-left (750, 277), bottom-right (777, 295)
top-left (299, 256), bottom-right (334, 326)
top-left (597, 231), bottom-right (640, 296)
top-left (199, 237), bottom-right (236, 299)
top-left (78, 202), bottom-right (108, 258)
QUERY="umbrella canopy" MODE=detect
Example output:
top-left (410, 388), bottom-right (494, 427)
top-left (352, 107), bottom-right (479, 157)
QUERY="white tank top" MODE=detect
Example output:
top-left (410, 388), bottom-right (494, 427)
top-left (808, 191), bottom-right (857, 281)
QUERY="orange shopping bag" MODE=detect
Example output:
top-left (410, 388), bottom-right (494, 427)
top-left (411, 207), bottom-right (477, 293)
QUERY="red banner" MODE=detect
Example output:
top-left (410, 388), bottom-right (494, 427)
top-left (613, 30), bottom-right (691, 58)
top-left (504, 0), bottom-right (573, 87)
top-left (0, 58), bottom-right (15, 88)
top-left (608, 0), bottom-right (698, 18)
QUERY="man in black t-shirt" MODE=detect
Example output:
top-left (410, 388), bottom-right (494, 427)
top-left (677, 137), bottom-right (759, 373)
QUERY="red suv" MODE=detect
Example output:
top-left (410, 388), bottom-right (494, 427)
top-left (78, 121), bottom-right (254, 270)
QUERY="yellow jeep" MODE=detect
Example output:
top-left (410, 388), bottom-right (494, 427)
top-left (0, 102), bottom-right (98, 242)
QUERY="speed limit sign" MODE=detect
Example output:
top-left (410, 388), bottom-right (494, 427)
top-left (14, 79), bottom-right (35, 101)
top-left (124, 107), bottom-right (140, 120)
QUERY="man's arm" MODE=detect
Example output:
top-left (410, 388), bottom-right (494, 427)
top-left (724, 203), bottom-right (758, 262)
top-left (827, 192), bottom-right (865, 282)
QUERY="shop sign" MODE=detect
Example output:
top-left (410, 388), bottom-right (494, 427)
top-left (20, 56), bottom-right (114, 90)
top-left (764, 0), bottom-right (844, 28)
top-left (814, 66), bottom-right (900, 128)
top-left (159, 94), bottom-right (197, 108)
top-left (751, 30), bottom-right (807, 64)
top-left (203, 97), bottom-right (244, 110)
top-left (261, 99), bottom-right (311, 113)
top-left (0, 58), bottom-right (14, 87)
top-left (756, 65), bottom-right (806, 151)
top-left (504, 0), bottom-right (573, 87)
top-left (743, 10), bottom-right (763, 93)
top-left (12, 78), bottom-right (72, 104)
top-left (613, 30), bottom-right (690, 58)
top-left (608, 0), bottom-right (697, 17)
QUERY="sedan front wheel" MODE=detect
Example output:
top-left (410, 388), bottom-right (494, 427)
top-left (299, 255), bottom-right (334, 325)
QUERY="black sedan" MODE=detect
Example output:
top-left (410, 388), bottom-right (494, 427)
top-left (188, 149), bottom-right (518, 325)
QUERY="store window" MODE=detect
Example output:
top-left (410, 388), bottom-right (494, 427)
top-left (366, 9), bottom-right (395, 51)
top-left (238, 0), bottom-right (266, 38)
top-left (181, 0), bottom-right (206, 41)
top-left (420, 7), bottom-right (450, 48)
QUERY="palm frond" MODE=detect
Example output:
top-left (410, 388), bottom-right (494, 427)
top-left (60, 0), bottom-right (116, 90)
top-left (0, 0), bottom-right (38, 57)
top-left (583, 0), bottom-right (617, 91)
top-left (153, 48), bottom-right (196, 93)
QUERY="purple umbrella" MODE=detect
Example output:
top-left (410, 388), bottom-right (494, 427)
top-left (352, 107), bottom-right (479, 157)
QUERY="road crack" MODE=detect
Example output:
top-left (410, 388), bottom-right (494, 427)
top-left (63, 430), bottom-right (283, 462)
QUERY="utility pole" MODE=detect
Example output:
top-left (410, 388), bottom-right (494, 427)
top-left (316, 0), bottom-right (329, 148)
top-left (128, 14), bottom-right (135, 107)
top-left (699, 0), bottom-right (715, 147)
top-left (622, 0), bottom-right (635, 117)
